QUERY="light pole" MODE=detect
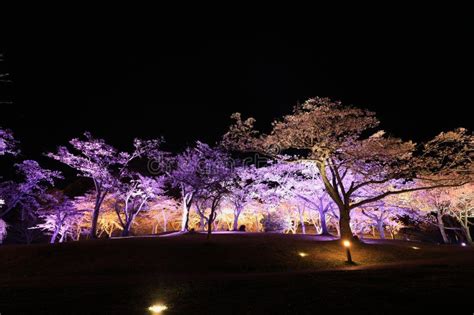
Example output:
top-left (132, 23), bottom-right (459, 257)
top-left (343, 240), bottom-right (353, 264)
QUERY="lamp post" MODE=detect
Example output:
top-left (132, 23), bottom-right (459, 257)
top-left (343, 240), bottom-right (353, 264)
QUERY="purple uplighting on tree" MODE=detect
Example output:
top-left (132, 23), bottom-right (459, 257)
top-left (47, 132), bottom-right (163, 238)
top-left (223, 97), bottom-right (472, 240)
top-left (1, 25), bottom-right (474, 313)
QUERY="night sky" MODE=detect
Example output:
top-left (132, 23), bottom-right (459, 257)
top-left (1, 18), bottom-right (473, 166)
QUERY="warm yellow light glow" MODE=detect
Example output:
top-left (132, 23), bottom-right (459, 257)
top-left (343, 240), bottom-right (351, 248)
top-left (298, 252), bottom-right (308, 257)
top-left (148, 304), bottom-right (168, 313)
top-left (411, 246), bottom-right (420, 250)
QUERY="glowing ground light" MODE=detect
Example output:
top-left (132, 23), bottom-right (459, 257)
top-left (342, 240), bottom-right (353, 263)
top-left (461, 242), bottom-right (467, 247)
top-left (148, 304), bottom-right (168, 314)
top-left (411, 246), bottom-right (420, 250)
top-left (298, 252), bottom-right (308, 257)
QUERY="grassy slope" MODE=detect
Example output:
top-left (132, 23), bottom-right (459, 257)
top-left (1, 233), bottom-right (473, 314)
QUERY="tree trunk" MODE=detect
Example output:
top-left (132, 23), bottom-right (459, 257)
top-left (319, 209), bottom-right (330, 236)
top-left (232, 207), bottom-right (242, 231)
top-left (199, 214), bottom-right (204, 231)
top-left (90, 202), bottom-right (100, 239)
top-left (335, 221), bottom-right (340, 237)
top-left (121, 223), bottom-right (131, 236)
top-left (298, 208), bottom-right (306, 234)
top-left (161, 209), bottom-right (167, 232)
top-left (181, 193), bottom-right (193, 232)
top-left (339, 206), bottom-right (353, 240)
top-left (50, 228), bottom-right (59, 244)
top-left (207, 209), bottom-right (216, 240)
top-left (90, 190), bottom-right (107, 239)
top-left (377, 220), bottom-right (385, 239)
top-left (462, 226), bottom-right (473, 245)
top-left (181, 204), bottom-right (190, 231)
top-left (437, 212), bottom-right (449, 244)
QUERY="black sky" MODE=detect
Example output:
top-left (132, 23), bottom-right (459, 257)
top-left (1, 17), bottom-right (473, 164)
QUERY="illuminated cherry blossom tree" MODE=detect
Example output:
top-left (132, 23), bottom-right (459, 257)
top-left (113, 174), bottom-right (165, 236)
top-left (424, 184), bottom-right (474, 244)
top-left (1, 127), bottom-right (18, 241)
top-left (226, 166), bottom-right (260, 231)
top-left (0, 160), bottom-right (62, 220)
top-left (0, 127), bottom-right (15, 241)
top-left (47, 132), bottom-right (120, 238)
top-left (223, 97), bottom-right (473, 240)
top-left (169, 145), bottom-right (200, 231)
top-left (147, 197), bottom-right (181, 233)
top-left (347, 180), bottom-right (422, 239)
top-left (454, 188), bottom-right (473, 243)
top-left (412, 188), bottom-right (456, 243)
top-left (405, 184), bottom-right (473, 244)
top-left (73, 192), bottom-right (122, 239)
top-left (48, 132), bottom-right (163, 238)
top-left (260, 210), bottom-right (292, 233)
top-left (450, 185), bottom-right (474, 244)
top-left (350, 203), bottom-right (412, 240)
top-left (34, 197), bottom-right (85, 243)
top-left (254, 161), bottom-right (338, 235)
top-left (170, 141), bottom-right (234, 235)
top-left (0, 160), bottom-right (61, 244)
top-left (189, 143), bottom-right (234, 238)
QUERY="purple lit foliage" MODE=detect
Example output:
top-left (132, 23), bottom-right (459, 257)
top-left (226, 166), bottom-right (260, 231)
top-left (1, 127), bottom-right (19, 242)
top-left (47, 132), bottom-right (163, 238)
top-left (414, 185), bottom-right (474, 244)
top-left (170, 141), bottom-right (234, 237)
top-left (0, 127), bottom-right (19, 156)
top-left (189, 143), bottom-right (234, 239)
top-left (34, 196), bottom-right (84, 243)
top-left (451, 185), bottom-right (474, 245)
top-left (0, 160), bottom-right (62, 220)
top-left (223, 97), bottom-right (473, 239)
top-left (113, 173), bottom-right (165, 236)
top-left (252, 161), bottom-right (337, 235)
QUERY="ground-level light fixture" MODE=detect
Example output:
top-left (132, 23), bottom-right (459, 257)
top-left (461, 242), bottom-right (467, 247)
top-left (411, 246), bottom-right (420, 250)
top-left (148, 304), bottom-right (168, 314)
top-left (342, 240), bottom-right (353, 263)
top-left (298, 252), bottom-right (308, 257)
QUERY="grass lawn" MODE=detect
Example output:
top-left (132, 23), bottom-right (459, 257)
top-left (1, 233), bottom-right (473, 314)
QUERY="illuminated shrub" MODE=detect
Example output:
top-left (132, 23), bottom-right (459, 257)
top-left (261, 211), bottom-right (292, 233)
